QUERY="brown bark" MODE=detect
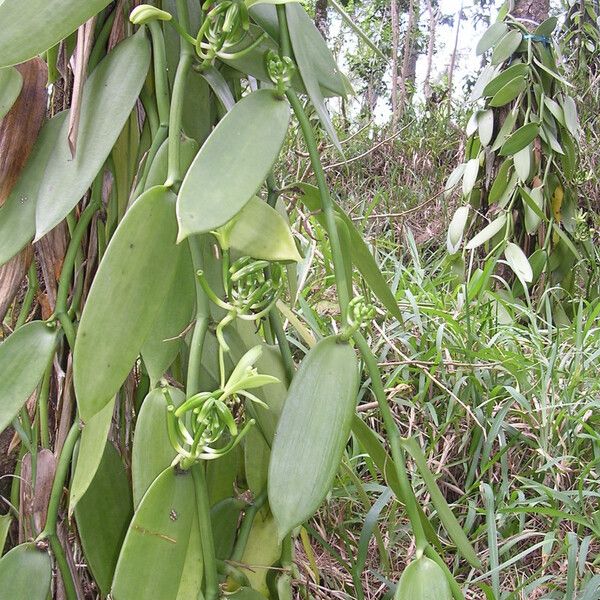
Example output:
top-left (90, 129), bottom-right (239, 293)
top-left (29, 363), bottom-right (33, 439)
top-left (391, 0), bottom-right (400, 126)
top-left (314, 0), bottom-right (329, 39)
top-left (423, 0), bottom-right (437, 101)
top-left (397, 0), bottom-right (416, 117)
top-left (511, 0), bottom-right (550, 26)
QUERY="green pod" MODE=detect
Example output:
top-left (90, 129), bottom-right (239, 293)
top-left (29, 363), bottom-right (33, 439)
top-left (0, 543), bottom-right (51, 600)
top-left (394, 557), bottom-right (451, 600)
top-left (268, 336), bottom-right (359, 538)
top-left (0, 0), bottom-right (113, 68)
top-left (74, 442), bottom-right (133, 596)
top-left (0, 66), bottom-right (22, 120)
top-left (35, 29), bottom-right (151, 239)
top-left (69, 398), bottom-right (116, 513)
top-left (0, 111), bottom-right (67, 267)
top-left (0, 321), bottom-right (58, 434)
top-left (177, 89), bottom-right (290, 240)
top-left (74, 186), bottom-right (180, 422)
top-left (131, 387), bottom-right (184, 509)
top-left (112, 467), bottom-right (201, 600)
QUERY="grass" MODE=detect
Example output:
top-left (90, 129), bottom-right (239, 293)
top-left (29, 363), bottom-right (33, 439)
top-left (276, 120), bottom-right (600, 598)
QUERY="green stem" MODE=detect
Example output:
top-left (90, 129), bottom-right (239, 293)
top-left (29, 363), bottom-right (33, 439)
top-left (37, 423), bottom-right (81, 600)
top-left (147, 21), bottom-right (171, 127)
top-left (191, 463), bottom-right (219, 600)
top-left (88, 7), bottom-right (117, 71)
top-left (15, 261), bottom-right (38, 329)
top-left (231, 489), bottom-right (267, 561)
top-left (276, 5), bottom-right (350, 321)
top-left (187, 238), bottom-right (210, 396)
top-left (38, 364), bottom-right (52, 449)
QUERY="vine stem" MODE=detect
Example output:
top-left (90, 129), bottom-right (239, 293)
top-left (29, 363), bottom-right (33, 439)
top-left (37, 423), bottom-right (81, 600)
top-left (191, 463), bottom-right (219, 600)
top-left (275, 2), bottom-right (430, 555)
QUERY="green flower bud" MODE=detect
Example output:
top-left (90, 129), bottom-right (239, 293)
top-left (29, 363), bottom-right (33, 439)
top-left (130, 4), bottom-right (172, 25)
top-left (394, 557), bottom-right (452, 600)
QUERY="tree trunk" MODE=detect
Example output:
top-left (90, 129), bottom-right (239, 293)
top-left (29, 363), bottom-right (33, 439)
top-left (314, 0), bottom-right (329, 39)
top-left (423, 0), bottom-right (436, 102)
top-left (511, 0), bottom-right (550, 26)
top-left (397, 0), bottom-right (416, 118)
top-left (390, 0), bottom-right (400, 127)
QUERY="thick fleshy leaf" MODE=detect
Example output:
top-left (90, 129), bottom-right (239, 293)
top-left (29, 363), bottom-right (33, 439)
top-left (35, 30), bottom-right (151, 239)
top-left (447, 206), bottom-right (469, 254)
top-left (521, 186), bottom-right (545, 234)
top-left (74, 442), bottom-right (133, 596)
top-left (0, 0), bottom-right (112, 68)
top-left (0, 112), bottom-right (67, 267)
top-left (269, 336), bottom-right (359, 538)
top-left (240, 507), bottom-right (281, 594)
top-left (394, 557), bottom-right (451, 600)
top-left (140, 246), bottom-right (195, 384)
top-left (499, 123), bottom-right (539, 156)
top-left (482, 62), bottom-right (528, 97)
top-left (132, 387), bottom-right (184, 509)
top-left (505, 242), bottom-right (533, 283)
top-left (111, 467), bottom-right (199, 600)
top-left (69, 398), bottom-right (115, 513)
top-left (74, 187), bottom-right (180, 422)
top-left (562, 95), bottom-right (579, 138)
top-left (465, 214), bottom-right (507, 251)
top-left (477, 110), bottom-right (494, 146)
top-left (296, 183), bottom-right (403, 324)
top-left (217, 196), bottom-right (301, 262)
top-left (228, 588), bottom-right (266, 599)
top-left (491, 31), bottom-right (523, 66)
top-left (513, 145), bottom-right (531, 182)
top-left (286, 3), bottom-right (342, 152)
top-left (476, 22), bottom-right (508, 55)
top-left (488, 76), bottom-right (527, 107)
top-left (488, 159), bottom-right (512, 205)
top-left (211, 498), bottom-right (244, 560)
top-left (491, 107), bottom-right (518, 152)
top-left (0, 67), bottom-right (22, 120)
top-left (177, 89), bottom-right (290, 240)
top-left (143, 135), bottom-right (199, 194)
top-left (462, 157), bottom-right (480, 197)
top-left (0, 321), bottom-right (57, 433)
top-left (0, 543), bottom-right (51, 599)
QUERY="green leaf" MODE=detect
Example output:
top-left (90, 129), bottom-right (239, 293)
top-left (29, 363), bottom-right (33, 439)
top-left (513, 145), bottom-right (531, 182)
top-left (470, 64), bottom-right (499, 102)
top-left (286, 3), bottom-right (342, 152)
top-left (504, 242), bottom-right (533, 283)
top-left (74, 442), bottom-right (133, 596)
top-left (477, 109), bottom-right (494, 146)
top-left (482, 62), bottom-right (528, 97)
top-left (0, 67), bottom-right (22, 120)
top-left (400, 438), bottom-right (481, 568)
top-left (246, 0), bottom-right (298, 7)
top-left (499, 123), bottom-right (539, 156)
top-left (34, 30), bottom-right (151, 239)
top-left (535, 16), bottom-right (558, 36)
top-left (245, 426), bottom-right (270, 494)
top-left (0, 321), bottom-right (58, 434)
top-left (295, 183), bottom-right (403, 324)
top-left (177, 89), bottom-right (290, 240)
top-left (141, 247), bottom-right (196, 384)
top-left (144, 134), bottom-right (199, 193)
top-left (561, 95), bottom-right (579, 138)
top-left (491, 31), bottom-right (523, 65)
top-left (476, 22), bottom-right (508, 55)
top-left (445, 163), bottom-right (466, 196)
top-left (111, 467), bottom-right (200, 600)
top-left (0, 112), bottom-right (67, 267)
top-left (269, 336), bottom-right (359, 538)
top-left (217, 196), bottom-right (301, 262)
top-left (488, 159), bottom-right (512, 205)
top-left (132, 387), bottom-right (184, 509)
top-left (69, 398), bottom-right (115, 513)
top-left (228, 588), bottom-right (266, 599)
top-left (0, 0), bottom-right (112, 68)
top-left (491, 107), bottom-right (518, 152)
top-left (520, 186), bottom-right (545, 234)
top-left (0, 543), bottom-right (51, 599)
top-left (211, 498), bottom-right (244, 560)
top-left (465, 214), bottom-right (507, 251)
top-left (488, 76), bottom-right (527, 107)
top-left (0, 514), bottom-right (11, 555)
top-left (462, 157), bottom-right (481, 197)
top-left (447, 206), bottom-right (470, 254)
top-left (74, 187), bottom-right (180, 422)
top-left (543, 97), bottom-right (565, 126)
top-left (394, 557), bottom-right (452, 600)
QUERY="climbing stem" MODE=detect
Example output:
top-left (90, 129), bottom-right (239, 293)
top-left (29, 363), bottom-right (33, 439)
top-left (37, 423), bottom-right (81, 600)
top-left (147, 21), bottom-right (171, 127)
top-left (15, 262), bottom-right (38, 329)
top-left (231, 489), bottom-right (267, 561)
top-left (191, 463), bottom-right (219, 600)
